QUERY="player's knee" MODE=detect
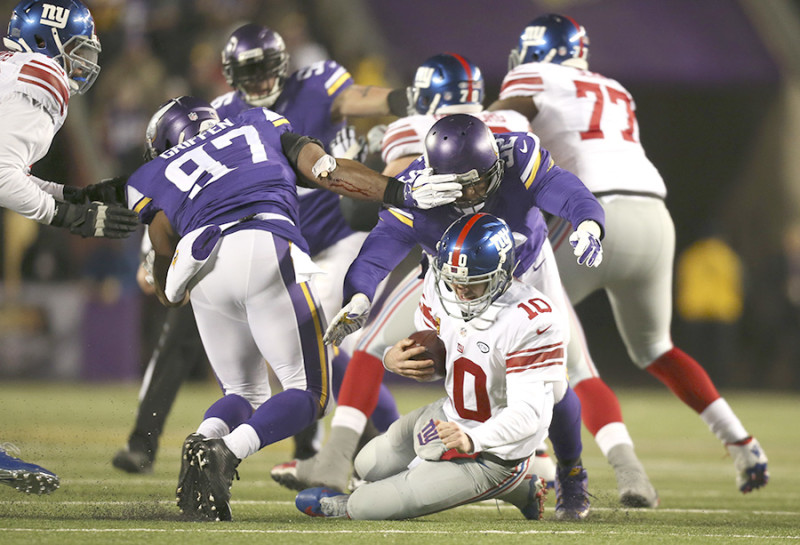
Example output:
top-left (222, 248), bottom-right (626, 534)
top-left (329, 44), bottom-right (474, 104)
top-left (632, 339), bottom-right (674, 369)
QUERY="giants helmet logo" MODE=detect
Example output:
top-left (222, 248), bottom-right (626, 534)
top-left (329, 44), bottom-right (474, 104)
top-left (40, 4), bottom-right (70, 29)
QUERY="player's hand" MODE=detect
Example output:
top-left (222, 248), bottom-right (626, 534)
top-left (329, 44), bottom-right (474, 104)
top-left (51, 201), bottom-right (139, 238)
top-left (84, 176), bottom-right (128, 206)
top-left (403, 168), bottom-right (462, 209)
top-left (323, 293), bottom-right (371, 346)
top-left (329, 125), bottom-right (368, 162)
top-left (383, 338), bottom-right (436, 381)
top-left (62, 176), bottom-right (128, 206)
top-left (434, 420), bottom-right (474, 454)
top-left (366, 124), bottom-right (387, 155)
top-left (569, 220), bottom-right (603, 267)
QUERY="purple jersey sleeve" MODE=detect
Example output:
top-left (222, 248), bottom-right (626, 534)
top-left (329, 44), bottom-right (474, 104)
top-left (498, 132), bottom-right (605, 233)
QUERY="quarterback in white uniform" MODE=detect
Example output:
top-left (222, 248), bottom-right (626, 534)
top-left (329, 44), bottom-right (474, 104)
top-left (295, 214), bottom-right (565, 520)
top-left (491, 13), bottom-right (768, 501)
top-left (0, 0), bottom-right (139, 496)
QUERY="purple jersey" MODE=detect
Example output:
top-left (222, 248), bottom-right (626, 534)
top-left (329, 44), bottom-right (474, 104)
top-left (212, 60), bottom-right (355, 255)
top-left (126, 108), bottom-right (309, 253)
top-left (344, 131), bottom-right (605, 301)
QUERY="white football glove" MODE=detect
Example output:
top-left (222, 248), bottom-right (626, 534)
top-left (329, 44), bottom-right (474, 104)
top-left (569, 220), bottom-right (603, 267)
top-left (142, 249), bottom-right (155, 286)
top-left (323, 293), bottom-right (372, 346)
top-left (403, 168), bottom-right (462, 209)
top-left (366, 124), bottom-right (387, 155)
top-left (329, 125), bottom-right (368, 162)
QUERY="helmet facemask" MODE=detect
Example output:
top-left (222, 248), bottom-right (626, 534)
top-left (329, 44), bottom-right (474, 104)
top-left (224, 49), bottom-right (288, 108)
top-left (452, 160), bottom-right (504, 214)
top-left (55, 33), bottom-right (101, 95)
top-left (434, 262), bottom-right (510, 321)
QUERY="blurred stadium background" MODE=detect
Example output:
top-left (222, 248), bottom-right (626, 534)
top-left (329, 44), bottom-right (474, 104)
top-left (0, 0), bottom-right (799, 393)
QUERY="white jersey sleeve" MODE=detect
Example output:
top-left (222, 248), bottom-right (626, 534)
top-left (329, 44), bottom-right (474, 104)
top-left (499, 62), bottom-right (666, 197)
top-left (0, 93), bottom-right (60, 223)
top-left (0, 52), bottom-right (71, 223)
top-left (381, 115), bottom-right (434, 164)
top-left (0, 52), bottom-right (69, 131)
top-left (381, 109), bottom-right (532, 165)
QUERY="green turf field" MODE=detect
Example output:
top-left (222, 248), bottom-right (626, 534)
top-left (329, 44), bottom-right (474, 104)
top-left (0, 382), bottom-right (797, 544)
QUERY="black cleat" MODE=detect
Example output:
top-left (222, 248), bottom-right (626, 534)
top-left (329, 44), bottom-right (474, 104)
top-left (193, 438), bottom-right (240, 521)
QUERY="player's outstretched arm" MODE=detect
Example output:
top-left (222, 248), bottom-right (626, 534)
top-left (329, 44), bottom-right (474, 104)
top-left (284, 132), bottom-right (462, 209)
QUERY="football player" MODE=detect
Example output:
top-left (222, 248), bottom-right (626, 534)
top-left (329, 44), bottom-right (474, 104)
top-left (112, 23), bottom-right (406, 473)
top-left (127, 96), bottom-right (459, 521)
top-left (295, 214), bottom-right (568, 520)
top-left (271, 53), bottom-right (565, 493)
top-left (291, 114), bottom-right (603, 519)
top-left (0, 0), bottom-right (138, 494)
top-left (490, 13), bottom-right (768, 499)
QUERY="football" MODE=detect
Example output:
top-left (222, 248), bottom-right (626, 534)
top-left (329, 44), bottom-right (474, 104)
top-left (408, 329), bottom-right (447, 381)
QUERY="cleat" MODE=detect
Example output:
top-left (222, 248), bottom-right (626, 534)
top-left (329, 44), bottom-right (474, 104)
top-left (112, 448), bottom-right (153, 474)
top-left (0, 444), bottom-right (59, 494)
top-left (531, 450), bottom-right (556, 489)
top-left (518, 475), bottom-right (548, 520)
top-left (176, 433), bottom-right (205, 519)
top-left (270, 459), bottom-right (304, 491)
top-left (295, 487), bottom-right (349, 518)
top-left (554, 465), bottom-right (590, 520)
top-left (193, 438), bottom-right (240, 521)
top-left (726, 436), bottom-right (769, 493)
top-left (607, 444), bottom-right (659, 508)
top-left (272, 425), bottom-right (359, 493)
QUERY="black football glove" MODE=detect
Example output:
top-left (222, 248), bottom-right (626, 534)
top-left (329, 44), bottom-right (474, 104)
top-left (61, 175), bottom-right (129, 206)
top-left (51, 201), bottom-right (139, 238)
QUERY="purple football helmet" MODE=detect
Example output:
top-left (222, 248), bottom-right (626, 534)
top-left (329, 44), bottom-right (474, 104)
top-left (508, 13), bottom-right (589, 71)
top-left (409, 52), bottom-right (483, 115)
top-left (423, 114), bottom-right (503, 212)
top-left (4, 0), bottom-right (102, 95)
top-left (221, 23), bottom-right (289, 108)
top-left (144, 96), bottom-right (220, 160)
top-left (434, 213), bottom-right (515, 320)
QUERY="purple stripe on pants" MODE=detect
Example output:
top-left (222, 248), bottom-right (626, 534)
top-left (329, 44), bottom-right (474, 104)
top-left (274, 236), bottom-right (331, 415)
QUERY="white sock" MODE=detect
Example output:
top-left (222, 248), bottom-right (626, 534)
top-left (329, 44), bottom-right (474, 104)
top-left (594, 422), bottom-right (634, 457)
top-left (700, 398), bottom-right (748, 444)
top-left (196, 417), bottom-right (230, 439)
top-left (330, 405), bottom-right (369, 434)
top-left (222, 424), bottom-right (261, 460)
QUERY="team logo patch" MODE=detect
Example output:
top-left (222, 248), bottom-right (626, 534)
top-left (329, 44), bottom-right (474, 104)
top-left (477, 342), bottom-right (490, 353)
top-left (416, 419), bottom-right (439, 446)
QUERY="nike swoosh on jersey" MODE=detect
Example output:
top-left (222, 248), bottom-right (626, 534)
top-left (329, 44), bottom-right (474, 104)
top-left (536, 325), bottom-right (552, 335)
top-left (520, 140), bottom-right (528, 153)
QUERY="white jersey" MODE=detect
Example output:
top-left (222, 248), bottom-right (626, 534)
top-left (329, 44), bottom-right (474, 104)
top-left (499, 62), bottom-right (666, 198)
top-left (414, 271), bottom-right (566, 461)
top-left (0, 51), bottom-right (70, 223)
top-left (381, 109), bottom-right (531, 164)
